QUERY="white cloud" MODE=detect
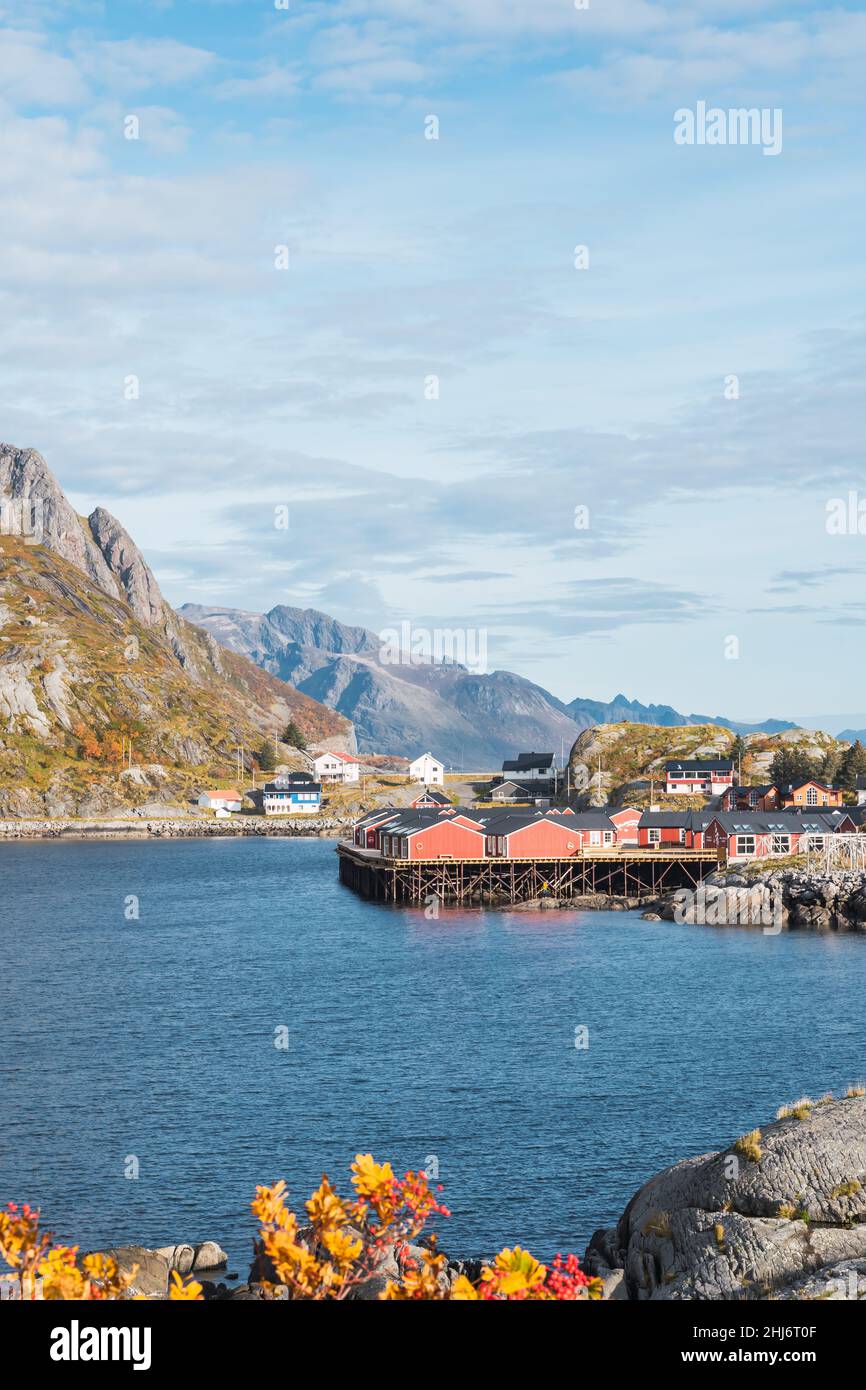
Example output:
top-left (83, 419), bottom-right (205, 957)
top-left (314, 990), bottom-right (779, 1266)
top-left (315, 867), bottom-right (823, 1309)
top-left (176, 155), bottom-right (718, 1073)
top-left (75, 37), bottom-right (216, 92)
top-left (0, 27), bottom-right (88, 106)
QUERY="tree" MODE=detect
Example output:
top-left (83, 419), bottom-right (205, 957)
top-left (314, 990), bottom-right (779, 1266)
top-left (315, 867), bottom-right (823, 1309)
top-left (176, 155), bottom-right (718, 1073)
top-left (838, 740), bottom-right (866, 791)
top-left (768, 747), bottom-right (820, 787)
top-left (730, 735), bottom-right (746, 779)
top-left (256, 741), bottom-right (276, 772)
top-left (281, 720), bottom-right (307, 751)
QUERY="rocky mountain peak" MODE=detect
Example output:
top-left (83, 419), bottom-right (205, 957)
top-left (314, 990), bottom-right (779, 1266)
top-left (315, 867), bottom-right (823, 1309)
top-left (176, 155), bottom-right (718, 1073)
top-left (0, 444), bottom-right (120, 599)
top-left (87, 506), bottom-right (166, 628)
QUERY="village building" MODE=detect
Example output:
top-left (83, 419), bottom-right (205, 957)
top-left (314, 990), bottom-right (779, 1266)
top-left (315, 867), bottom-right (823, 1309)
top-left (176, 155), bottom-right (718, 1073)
top-left (380, 810), bottom-right (485, 860)
top-left (777, 780), bottom-right (843, 809)
top-left (489, 779), bottom-right (533, 803)
top-left (411, 788), bottom-right (451, 809)
top-left (313, 751), bottom-right (361, 784)
top-left (719, 784), bottom-right (781, 813)
top-left (197, 789), bottom-right (242, 814)
top-left (858, 777), bottom-right (866, 807)
top-left (408, 752), bottom-right (445, 785)
top-left (501, 752), bottom-right (555, 784)
top-left (262, 773), bottom-right (322, 816)
top-left (664, 759), bottom-right (734, 795)
top-left (483, 810), bottom-right (582, 859)
top-left (638, 811), bottom-right (690, 846)
top-left (703, 811), bottom-right (853, 862)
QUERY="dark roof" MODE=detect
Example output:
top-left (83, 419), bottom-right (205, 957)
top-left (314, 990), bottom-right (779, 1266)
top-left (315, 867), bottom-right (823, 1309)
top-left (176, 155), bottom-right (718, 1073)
top-left (491, 780), bottom-right (532, 797)
top-left (665, 759), bottom-right (734, 773)
top-left (566, 811), bottom-right (615, 830)
top-left (728, 784), bottom-right (775, 796)
top-left (502, 752), bottom-right (554, 773)
top-left (639, 811), bottom-right (690, 827)
top-left (264, 779), bottom-right (321, 794)
top-left (413, 789), bottom-right (451, 805)
top-left (710, 811), bottom-right (843, 833)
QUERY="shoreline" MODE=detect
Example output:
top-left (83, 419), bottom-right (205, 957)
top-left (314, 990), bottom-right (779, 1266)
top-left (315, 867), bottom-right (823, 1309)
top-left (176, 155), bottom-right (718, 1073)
top-left (0, 816), bottom-right (347, 840)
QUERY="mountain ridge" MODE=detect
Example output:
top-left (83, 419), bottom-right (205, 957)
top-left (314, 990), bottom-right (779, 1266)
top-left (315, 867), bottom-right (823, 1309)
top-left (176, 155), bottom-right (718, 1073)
top-left (180, 602), bottom-right (798, 766)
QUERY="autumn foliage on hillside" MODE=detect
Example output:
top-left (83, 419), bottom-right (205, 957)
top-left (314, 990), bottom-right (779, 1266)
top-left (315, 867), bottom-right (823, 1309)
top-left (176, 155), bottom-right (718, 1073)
top-left (1, 1157), bottom-right (601, 1302)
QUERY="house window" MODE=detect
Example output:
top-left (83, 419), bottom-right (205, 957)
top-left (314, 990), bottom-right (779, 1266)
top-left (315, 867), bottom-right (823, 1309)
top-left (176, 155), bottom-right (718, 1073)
top-left (770, 835), bottom-right (790, 855)
top-left (736, 835), bottom-right (756, 856)
top-left (603, 831), bottom-right (614, 846)
top-left (807, 788), bottom-right (818, 805)
top-left (590, 831), bottom-right (600, 845)
top-left (648, 828), bottom-right (661, 843)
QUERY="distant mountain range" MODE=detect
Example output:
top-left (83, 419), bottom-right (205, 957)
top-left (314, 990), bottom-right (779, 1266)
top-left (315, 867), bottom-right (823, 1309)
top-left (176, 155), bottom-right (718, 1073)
top-left (180, 603), bottom-right (797, 767)
top-left (838, 729), bottom-right (866, 745)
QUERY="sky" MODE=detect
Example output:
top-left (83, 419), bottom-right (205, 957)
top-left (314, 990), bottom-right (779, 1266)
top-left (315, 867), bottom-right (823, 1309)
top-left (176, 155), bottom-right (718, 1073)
top-left (1, 0), bottom-right (865, 727)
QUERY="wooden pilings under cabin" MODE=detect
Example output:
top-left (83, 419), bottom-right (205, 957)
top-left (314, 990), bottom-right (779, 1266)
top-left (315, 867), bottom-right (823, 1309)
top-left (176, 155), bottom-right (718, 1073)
top-left (336, 843), bottom-right (721, 907)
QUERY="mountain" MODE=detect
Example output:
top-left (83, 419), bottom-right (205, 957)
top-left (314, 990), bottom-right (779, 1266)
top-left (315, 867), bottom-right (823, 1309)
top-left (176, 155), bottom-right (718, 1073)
top-left (179, 603), bottom-right (581, 767)
top-left (565, 693), bottom-right (796, 737)
top-left (838, 730), bottom-right (866, 746)
top-left (180, 603), bottom-right (796, 767)
top-left (0, 445), bottom-right (352, 816)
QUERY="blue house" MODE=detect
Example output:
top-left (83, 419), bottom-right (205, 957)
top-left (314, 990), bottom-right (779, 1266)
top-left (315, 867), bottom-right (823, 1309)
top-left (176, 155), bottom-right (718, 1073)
top-left (262, 772), bottom-right (322, 816)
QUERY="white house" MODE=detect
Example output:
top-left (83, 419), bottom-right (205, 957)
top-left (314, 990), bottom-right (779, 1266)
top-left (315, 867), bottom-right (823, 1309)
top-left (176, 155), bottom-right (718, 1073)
top-left (198, 789), bottom-right (243, 813)
top-left (409, 752), bottom-right (444, 785)
top-left (262, 773), bottom-right (322, 816)
top-left (313, 751), bottom-right (361, 783)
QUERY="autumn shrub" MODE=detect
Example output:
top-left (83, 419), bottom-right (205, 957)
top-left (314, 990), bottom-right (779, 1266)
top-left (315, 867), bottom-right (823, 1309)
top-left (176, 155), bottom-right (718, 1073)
top-left (2, 1156), bottom-right (602, 1302)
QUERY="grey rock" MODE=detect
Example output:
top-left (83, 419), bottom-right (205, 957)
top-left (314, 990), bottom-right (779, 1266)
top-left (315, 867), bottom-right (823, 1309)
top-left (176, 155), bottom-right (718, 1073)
top-left (593, 1095), bottom-right (866, 1300)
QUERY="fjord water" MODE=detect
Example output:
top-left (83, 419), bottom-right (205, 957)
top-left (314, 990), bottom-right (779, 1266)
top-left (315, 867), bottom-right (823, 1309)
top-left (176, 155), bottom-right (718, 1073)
top-left (2, 836), bottom-right (865, 1273)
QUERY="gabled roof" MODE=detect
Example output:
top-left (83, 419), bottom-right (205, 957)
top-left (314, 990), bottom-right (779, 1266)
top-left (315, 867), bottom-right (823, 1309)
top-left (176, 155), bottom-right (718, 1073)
top-left (316, 750), bottom-right (362, 763)
top-left (502, 752), bottom-right (554, 773)
top-left (491, 780), bottom-right (532, 795)
top-left (202, 789), bottom-right (242, 799)
top-left (709, 811), bottom-right (842, 833)
top-left (412, 789), bottom-right (450, 805)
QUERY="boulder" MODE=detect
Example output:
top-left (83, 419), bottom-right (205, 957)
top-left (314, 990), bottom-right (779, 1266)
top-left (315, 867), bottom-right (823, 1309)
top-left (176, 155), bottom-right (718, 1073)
top-left (585, 1096), bottom-right (866, 1300)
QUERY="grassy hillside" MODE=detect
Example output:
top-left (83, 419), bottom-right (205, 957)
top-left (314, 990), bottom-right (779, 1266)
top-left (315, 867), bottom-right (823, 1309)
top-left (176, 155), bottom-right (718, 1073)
top-left (0, 535), bottom-right (351, 817)
top-left (568, 722), bottom-right (844, 807)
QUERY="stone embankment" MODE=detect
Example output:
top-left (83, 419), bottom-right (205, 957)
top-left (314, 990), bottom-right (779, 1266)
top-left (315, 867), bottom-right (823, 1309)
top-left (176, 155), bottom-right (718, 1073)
top-left (648, 867), bottom-right (866, 932)
top-left (0, 816), bottom-right (347, 840)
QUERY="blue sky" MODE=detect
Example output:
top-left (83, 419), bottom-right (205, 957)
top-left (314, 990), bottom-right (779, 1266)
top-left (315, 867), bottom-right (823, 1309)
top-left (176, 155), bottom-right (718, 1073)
top-left (2, 0), bottom-right (865, 725)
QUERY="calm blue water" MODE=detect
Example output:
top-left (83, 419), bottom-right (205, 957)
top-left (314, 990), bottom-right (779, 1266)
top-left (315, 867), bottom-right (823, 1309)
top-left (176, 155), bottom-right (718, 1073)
top-left (1, 836), bottom-right (864, 1275)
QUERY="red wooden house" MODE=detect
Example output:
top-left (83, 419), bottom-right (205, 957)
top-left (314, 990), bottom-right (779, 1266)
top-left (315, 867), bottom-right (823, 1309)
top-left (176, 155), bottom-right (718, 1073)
top-left (484, 811), bottom-right (583, 858)
top-left (637, 812), bottom-right (689, 847)
top-left (381, 811), bottom-right (486, 860)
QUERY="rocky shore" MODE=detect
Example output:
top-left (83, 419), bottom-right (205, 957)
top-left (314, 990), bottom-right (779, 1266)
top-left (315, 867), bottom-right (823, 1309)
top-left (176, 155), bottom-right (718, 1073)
top-left (648, 867), bottom-right (866, 932)
top-left (0, 815), bottom-right (347, 840)
top-left (39, 1093), bottom-right (866, 1301)
top-left (585, 1093), bottom-right (866, 1300)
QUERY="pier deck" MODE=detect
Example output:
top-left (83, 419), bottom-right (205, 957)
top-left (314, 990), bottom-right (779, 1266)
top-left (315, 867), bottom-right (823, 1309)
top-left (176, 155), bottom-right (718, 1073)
top-left (337, 842), bottom-right (721, 906)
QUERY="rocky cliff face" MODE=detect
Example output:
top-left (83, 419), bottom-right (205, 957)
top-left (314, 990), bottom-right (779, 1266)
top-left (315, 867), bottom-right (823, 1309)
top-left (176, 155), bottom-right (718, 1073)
top-left (0, 444), bottom-right (120, 596)
top-left (0, 444), bottom-right (354, 815)
top-left (586, 1094), bottom-right (866, 1300)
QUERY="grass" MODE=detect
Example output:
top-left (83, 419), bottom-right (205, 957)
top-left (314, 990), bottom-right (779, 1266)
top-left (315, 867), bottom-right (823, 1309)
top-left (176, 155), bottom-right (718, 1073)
top-left (846, 1085), bottom-right (866, 1098)
top-left (830, 1180), bottom-right (862, 1200)
top-left (776, 1097), bottom-right (815, 1121)
top-left (642, 1211), bottom-right (672, 1239)
top-left (733, 1129), bottom-right (763, 1163)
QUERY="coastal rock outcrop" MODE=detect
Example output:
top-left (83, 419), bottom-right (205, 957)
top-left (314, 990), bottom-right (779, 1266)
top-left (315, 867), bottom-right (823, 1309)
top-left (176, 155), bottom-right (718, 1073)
top-left (585, 1095), bottom-right (866, 1299)
top-left (652, 868), bottom-right (866, 932)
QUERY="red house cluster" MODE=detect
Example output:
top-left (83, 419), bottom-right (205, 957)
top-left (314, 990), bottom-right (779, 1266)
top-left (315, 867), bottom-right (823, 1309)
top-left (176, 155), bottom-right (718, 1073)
top-left (349, 803), bottom-right (860, 863)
